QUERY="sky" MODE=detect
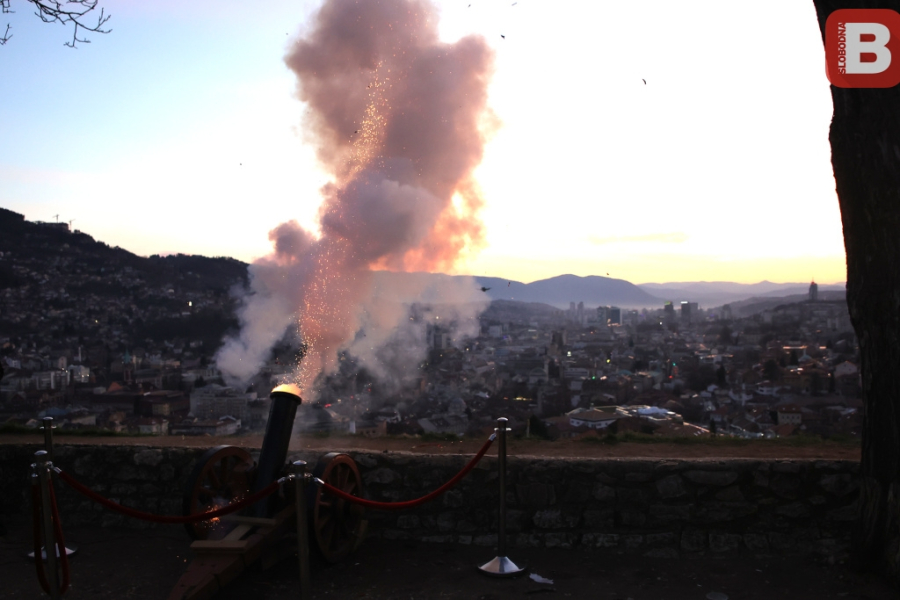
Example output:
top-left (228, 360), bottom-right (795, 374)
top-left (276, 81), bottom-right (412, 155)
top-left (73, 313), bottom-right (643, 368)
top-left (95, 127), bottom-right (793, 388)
top-left (0, 0), bottom-right (846, 285)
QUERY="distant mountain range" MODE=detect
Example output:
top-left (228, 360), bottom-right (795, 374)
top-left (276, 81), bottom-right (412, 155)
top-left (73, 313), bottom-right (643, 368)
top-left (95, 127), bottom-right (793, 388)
top-left (0, 206), bottom-right (845, 312)
top-left (636, 281), bottom-right (846, 309)
top-left (372, 272), bottom-right (845, 310)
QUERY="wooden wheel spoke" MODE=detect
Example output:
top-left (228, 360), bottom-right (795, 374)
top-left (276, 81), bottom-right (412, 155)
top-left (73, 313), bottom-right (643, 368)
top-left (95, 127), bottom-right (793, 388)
top-left (338, 466), bottom-right (351, 490)
top-left (312, 454), bottom-right (363, 563)
top-left (183, 446), bottom-right (253, 541)
top-left (206, 468), bottom-right (221, 489)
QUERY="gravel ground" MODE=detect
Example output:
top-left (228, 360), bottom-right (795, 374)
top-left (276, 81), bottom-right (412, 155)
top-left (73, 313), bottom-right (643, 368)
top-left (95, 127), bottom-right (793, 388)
top-left (1, 521), bottom-right (895, 600)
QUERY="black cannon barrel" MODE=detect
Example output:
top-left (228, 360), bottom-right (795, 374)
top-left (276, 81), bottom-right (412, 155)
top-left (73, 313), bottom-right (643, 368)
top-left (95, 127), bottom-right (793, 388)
top-left (251, 383), bottom-right (302, 517)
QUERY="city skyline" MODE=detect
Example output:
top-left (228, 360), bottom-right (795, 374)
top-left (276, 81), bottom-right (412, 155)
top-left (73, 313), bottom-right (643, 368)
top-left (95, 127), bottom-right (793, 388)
top-left (1, 1), bottom-right (846, 285)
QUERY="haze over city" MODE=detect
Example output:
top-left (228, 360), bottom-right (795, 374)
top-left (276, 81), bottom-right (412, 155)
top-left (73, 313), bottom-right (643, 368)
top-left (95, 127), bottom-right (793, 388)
top-left (1, 0), bottom-right (846, 285)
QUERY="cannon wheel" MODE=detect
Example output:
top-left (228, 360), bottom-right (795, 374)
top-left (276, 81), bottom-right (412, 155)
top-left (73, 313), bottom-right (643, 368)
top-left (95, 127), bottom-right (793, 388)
top-left (310, 453), bottom-right (366, 563)
top-left (182, 445), bottom-right (254, 540)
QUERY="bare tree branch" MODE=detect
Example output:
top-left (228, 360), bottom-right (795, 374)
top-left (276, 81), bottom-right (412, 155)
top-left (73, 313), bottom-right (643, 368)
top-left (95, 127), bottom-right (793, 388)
top-left (3, 0), bottom-right (111, 47)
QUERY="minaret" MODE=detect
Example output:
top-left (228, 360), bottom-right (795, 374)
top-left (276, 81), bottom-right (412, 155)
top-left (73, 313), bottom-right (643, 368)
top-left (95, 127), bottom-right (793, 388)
top-left (809, 279), bottom-right (818, 302)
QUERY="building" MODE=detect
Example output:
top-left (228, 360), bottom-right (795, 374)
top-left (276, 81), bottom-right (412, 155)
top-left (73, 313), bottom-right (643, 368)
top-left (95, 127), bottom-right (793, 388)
top-left (190, 385), bottom-right (257, 422)
top-left (777, 405), bottom-right (803, 426)
top-left (680, 302), bottom-right (699, 326)
top-left (809, 280), bottom-right (818, 302)
top-left (568, 406), bottom-right (624, 430)
top-left (608, 306), bottom-right (621, 325)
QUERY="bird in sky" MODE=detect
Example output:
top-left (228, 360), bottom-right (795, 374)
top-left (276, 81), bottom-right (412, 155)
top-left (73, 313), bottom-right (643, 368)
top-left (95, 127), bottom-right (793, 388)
top-left (481, 287), bottom-right (491, 292)
top-left (642, 79), bottom-right (646, 84)
top-left (501, 34), bottom-right (506, 39)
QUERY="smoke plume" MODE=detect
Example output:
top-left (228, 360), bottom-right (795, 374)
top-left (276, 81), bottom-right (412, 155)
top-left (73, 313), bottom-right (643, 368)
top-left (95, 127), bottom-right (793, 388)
top-left (215, 0), bottom-right (495, 395)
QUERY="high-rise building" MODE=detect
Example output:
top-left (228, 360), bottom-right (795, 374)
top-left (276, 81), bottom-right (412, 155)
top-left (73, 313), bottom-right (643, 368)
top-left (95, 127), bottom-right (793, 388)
top-left (680, 301), bottom-right (699, 325)
top-left (609, 306), bottom-right (621, 325)
top-left (664, 301), bottom-right (676, 326)
top-left (809, 280), bottom-right (818, 302)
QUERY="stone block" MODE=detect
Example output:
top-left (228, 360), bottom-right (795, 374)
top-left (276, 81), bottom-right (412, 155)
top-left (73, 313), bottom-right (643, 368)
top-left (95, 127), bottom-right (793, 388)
top-left (437, 512), bottom-right (455, 532)
top-left (819, 474), bottom-right (858, 497)
top-left (421, 535), bottom-right (454, 544)
top-left (826, 503), bottom-right (858, 522)
top-left (583, 509), bottom-right (614, 529)
top-left (685, 470), bottom-right (739, 487)
top-left (545, 533), bottom-right (578, 549)
top-left (159, 464), bottom-right (175, 482)
top-left (709, 533), bottom-right (741, 553)
top-left (615, 487), bottom-right (648, 508)
top-left (743, 533), bottom-right (769, 551)
top-left (776, 502), bottom-right (810, 519)
top-left (656, 475), bottom-right (688, 499)
top-left (517, 482), bottom-right (555, 508)
top-left (644, 547), bottom-right (679, 559)
top-left (623, 534), bottom-right (644, 553)
top-left (695, 501), bottom-right (757, 523)
top-left (715, 486), bottom-right (746, 502)
top-left (582, 533), bottom-right (620, 548)
top-left (515, 533), bottom-right (542, 548)
top-left (770, 474), bottom-right (801, 499)
top-left (625, 472), bottom-right (653, 483)
top-left (353, 454), bottom-right (377, 468)
top-left (364, 468), bottom-right (400, 485)
top-left (533, 509), bottom-right (579, 529)
top-left (681, 529), bottom-right (706, 552)
top-left (772, 461), bottom-right (801, 473)
top-left (442, 490), bottom-right (464, 508)
top-left (506, 510), bottom-right (527, 532)
top-left (592, 483), bottom-right (616, 503)
top-left (768, 532), bottom-right (795, 550)
top-left (396, 515), bottom-right (420, 529)
top-left (645, 532), bottom-right (677, 546)
top-left (617, 510), bottom-right (647, 527)
top-left (457, 519), bottom-right (477, 533)
top-left (563, 482), bottom-right (592, 503)
top-left (133, 449), bottom-right (163, 467)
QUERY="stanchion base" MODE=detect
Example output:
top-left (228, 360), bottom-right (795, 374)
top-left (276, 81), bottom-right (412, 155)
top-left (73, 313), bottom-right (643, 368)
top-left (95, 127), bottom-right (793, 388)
top-left (478, 555), bottom-right (526, 577)
top-left (28, 545), bottom-right (78, 561)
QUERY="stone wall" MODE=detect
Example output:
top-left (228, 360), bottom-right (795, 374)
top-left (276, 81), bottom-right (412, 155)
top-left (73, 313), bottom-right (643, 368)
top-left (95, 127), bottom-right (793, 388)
top-left (0, 443), bottom-right (859, 560)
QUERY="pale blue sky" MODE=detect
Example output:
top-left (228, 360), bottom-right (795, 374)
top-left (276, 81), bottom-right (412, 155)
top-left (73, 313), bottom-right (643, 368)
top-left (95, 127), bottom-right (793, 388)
top-left (1, 1), bottom-right (846, 284)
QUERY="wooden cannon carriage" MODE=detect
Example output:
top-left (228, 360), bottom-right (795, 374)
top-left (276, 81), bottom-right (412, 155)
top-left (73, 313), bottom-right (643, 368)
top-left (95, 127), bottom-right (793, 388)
top-left (169, 384), bottom-right (366, 600)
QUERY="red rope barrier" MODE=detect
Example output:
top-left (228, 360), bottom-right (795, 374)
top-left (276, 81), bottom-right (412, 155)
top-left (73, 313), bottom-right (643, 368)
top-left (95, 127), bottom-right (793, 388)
top-left (319, 435), bottom-right (495, 510)
top-left (57, 470), bottom-right (283, 524)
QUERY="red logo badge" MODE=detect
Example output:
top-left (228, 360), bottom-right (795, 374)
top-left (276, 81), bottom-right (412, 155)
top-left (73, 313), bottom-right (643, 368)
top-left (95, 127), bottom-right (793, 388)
top-left (825, 9), bottom-right (900, 88)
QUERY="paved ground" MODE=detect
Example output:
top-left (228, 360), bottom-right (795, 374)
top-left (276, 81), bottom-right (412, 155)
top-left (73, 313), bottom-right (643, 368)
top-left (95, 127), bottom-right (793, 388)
top-left (1, 520), bottom-right (895, 600)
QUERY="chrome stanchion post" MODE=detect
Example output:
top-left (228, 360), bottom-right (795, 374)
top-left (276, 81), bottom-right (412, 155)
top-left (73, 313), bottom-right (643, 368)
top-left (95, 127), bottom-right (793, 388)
top-left (35, 450), bottom-right (61, 600)
top-left (478, 417), bottom-right (525, 577)
top-left (31, 418), bottom-right (76, 561)
top-left (42, 417), bottom-right (54, 462)
top-left (292, 461), bottom-right (312, 600)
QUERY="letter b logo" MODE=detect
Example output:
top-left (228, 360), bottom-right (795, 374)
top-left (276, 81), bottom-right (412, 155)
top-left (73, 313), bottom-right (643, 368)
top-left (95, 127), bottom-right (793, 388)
top-left (826, 9), bottom-right (900, 88)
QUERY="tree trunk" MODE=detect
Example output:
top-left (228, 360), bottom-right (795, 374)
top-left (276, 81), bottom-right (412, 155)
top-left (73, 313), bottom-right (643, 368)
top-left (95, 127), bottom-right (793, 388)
top-left (813, 1), bottom-right (900, 582)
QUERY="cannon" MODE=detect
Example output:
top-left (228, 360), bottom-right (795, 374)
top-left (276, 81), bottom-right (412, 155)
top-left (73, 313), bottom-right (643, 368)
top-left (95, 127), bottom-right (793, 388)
top-left (170, 384), bottom-right (366, 600)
